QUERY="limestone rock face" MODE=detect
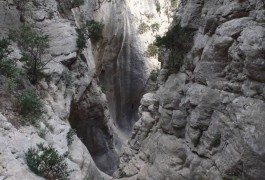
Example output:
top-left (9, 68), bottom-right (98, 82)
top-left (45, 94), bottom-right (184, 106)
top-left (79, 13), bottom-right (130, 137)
top-left (88, 0), bottom-right (173, 135)
top-left (0, 0), bottom-right (172, 178)
top-left (0, 0), bottom-right (110, 179)
top-left (117, 0), bottom-right (265, 179)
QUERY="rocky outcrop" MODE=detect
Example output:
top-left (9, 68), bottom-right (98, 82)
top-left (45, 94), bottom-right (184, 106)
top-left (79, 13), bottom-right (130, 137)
top-left (0, 0), bottom-right (110, 179)
top-left (0, 0), bottom-right (172, 178)
top-left (69, 79), bottom-right (119, 175)
top-left (116, 0), bottom-right (265, 179)
top-left (90, 0), bottom-right (173, 135)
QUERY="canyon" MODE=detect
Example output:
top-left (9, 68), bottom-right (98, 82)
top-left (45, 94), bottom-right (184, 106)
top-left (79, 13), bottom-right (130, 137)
top-left (0, 0), bottom-right (265, 180)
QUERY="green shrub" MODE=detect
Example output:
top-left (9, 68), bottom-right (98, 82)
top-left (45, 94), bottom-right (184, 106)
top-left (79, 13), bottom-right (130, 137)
top-left (17, 90), bottom-right (43, 123)
top-left (0, 37), bottom-right (20, 79)
top-left (57, 0), bottom-right (84, 11)
top-left (0, 37), bottom-right (11, 60)
top-left (145, 69), bottom-right (159, 92)
top-left (138, 22), bottom-right (150, 34)
top-left (155, 24), bottom-right (194, 73)
top-left (62, 70), bottom-right (74, 88)
top-left (99, 84), bottom-right (107, 94)
top-left (76, 20), bottom-right (104, 49)
top-left (0, 59), bottom-right (20, 78)
top-left (0, 76), bottom-right (17, 93)
top-left (71, 0), bottom-right (84, 8)
top-left (66, 128), bottom-right (76, 146)
top-left (149, 69), bottom-right (159, 82)
top-left (9, 25), bottom-right (50, 84)
top-left (26, 143), bottom-right (70, 180)
top-left (155, 1), bottom-right (161, 12)
top-left (145, 43), bottom-right (158, 57)
top-left (151, 23), bottom-right (160, 32)
top-left (37, 127), bottom-right (48, 138)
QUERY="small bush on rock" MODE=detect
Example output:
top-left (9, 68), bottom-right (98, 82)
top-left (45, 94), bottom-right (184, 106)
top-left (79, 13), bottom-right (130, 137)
top-left (17, 90), bottom-right (43, 124)
top-left (151, 23), bottom-right (160, 32)
top-left (76, 20), bottom-right (104, 49)
top-left (26, 143), bottom-right (70, 180)
top-left (10, 25), bottom-right (50, 84)
top-left (66, 128), bottom-right (76, 146)
top-left (138, 22), bottom-right (150, 34)
top-left (155, 24), bottom-right (194, 73)
top-left (145, 43), bottom-right (158, 57)
top-left (62, 70), bottom-right (74, 88)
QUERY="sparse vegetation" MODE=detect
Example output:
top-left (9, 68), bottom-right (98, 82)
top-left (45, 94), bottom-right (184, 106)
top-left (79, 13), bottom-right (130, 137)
top-left (17, 90), bottom-right (43, 124)
top-left (155, 1), bottom-right (161, 12)
top-left (138, 22), bottom-right (150, 34)
top-left (76, 20), bottom-right (104, 49)
top-left (9, 25), bottom-right (50, 84)
top-left (151, 23), bottom-right (160, 32)
top-left (145, 69), bottom-right (159, 92)
top-left (0, 37), bottom-right (21, 95)
top-left (66, 128), bottom-right (76, 146)
top-left (26, 143), bottom-right (70, 180)
top-left (145, 43), bottom-right (158, 57)
top-left (0, 37), bottom-right (20, 79)
top-left (155, 24), bottom-right (194, 73)
top-left (62, 70), bottom-right (74, 88)
top-left (38, 127), bottom-right (48, 138)
top-left (0, 76), bottom-right (17, 93)
top-left (149, 69), bottom-right (159, 82)
top-left (57, 0), bottom-right (84, 10)
top-left (99, 84), bottom-right (107, 94)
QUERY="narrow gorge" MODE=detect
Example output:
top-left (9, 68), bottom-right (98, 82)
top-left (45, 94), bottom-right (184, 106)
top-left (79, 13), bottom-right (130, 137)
top-left (0, 0), bottom-right (265, 180)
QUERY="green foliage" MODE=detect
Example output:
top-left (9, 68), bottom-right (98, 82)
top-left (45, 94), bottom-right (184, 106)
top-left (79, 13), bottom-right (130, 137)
top-left (66, 128), bottom-right (76, 146)
top-left (149, 69), bottom-right (159, 82)
top-left (155, 25), bottom-right (193, 51)
top-left (70, 0), bottom-right (84, 8)
top-left (99, 84), bottom-right (107, 94)
top-left (155, 24), bottom-right (194, 73)
top-left (155, 1), bottom-right (161, 12)
top-left (26, 143), bottom-right (70, 180)
top-left (38, 127), bottom-right (48, 138)
top-left (170, 0), bottom-right (178, 9)
top-left (57, 0), bottom-right (84, 9)
top-left (62, 70), bottom-right (74, 88)
top-left (145, 43), bottom-right (158, 57)
top-left (76, 20), bottom-right (104, 49)
top-left (0, 59), bottom-right (19, 78)
top-left (145, 69), bottom-right (159, 92)
top-left (0, 37), bottom-right (11, 60)
top-left (10, 25), bottom-right (50, 84)
top-left (0, 76), bottom-right (17, 93)
top-left (151, 23), bottom-right (160, 32)
top-left (17, 90), bottom-right (43, 123)
top-left (0, 37), bottom-right (21, 96)
top-left (0, 37), bottom-right (20, 79)
top-left (138, 22), bottom-right (150, 34)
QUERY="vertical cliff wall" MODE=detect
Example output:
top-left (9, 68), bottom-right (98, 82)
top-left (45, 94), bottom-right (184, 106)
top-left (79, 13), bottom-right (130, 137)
top-left (116, 0), bottom-right (265, 179)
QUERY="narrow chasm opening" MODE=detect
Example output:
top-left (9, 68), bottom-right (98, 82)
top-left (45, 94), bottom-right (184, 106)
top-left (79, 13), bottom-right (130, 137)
top-left (68, 82), bottom-right (119, 175)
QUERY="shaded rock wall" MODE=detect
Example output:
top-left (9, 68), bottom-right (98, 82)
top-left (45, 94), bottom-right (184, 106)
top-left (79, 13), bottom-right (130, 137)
top-left (116, 0), bottom-right (265, 179)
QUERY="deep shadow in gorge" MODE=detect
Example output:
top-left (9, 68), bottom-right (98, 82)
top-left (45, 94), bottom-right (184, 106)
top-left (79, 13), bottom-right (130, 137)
top-left (69, 80), bottom-right (119, 175)
top-left (68, 0), bottom-right (150, 176)
top-left (97, 4), bottom-right (147, 137)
